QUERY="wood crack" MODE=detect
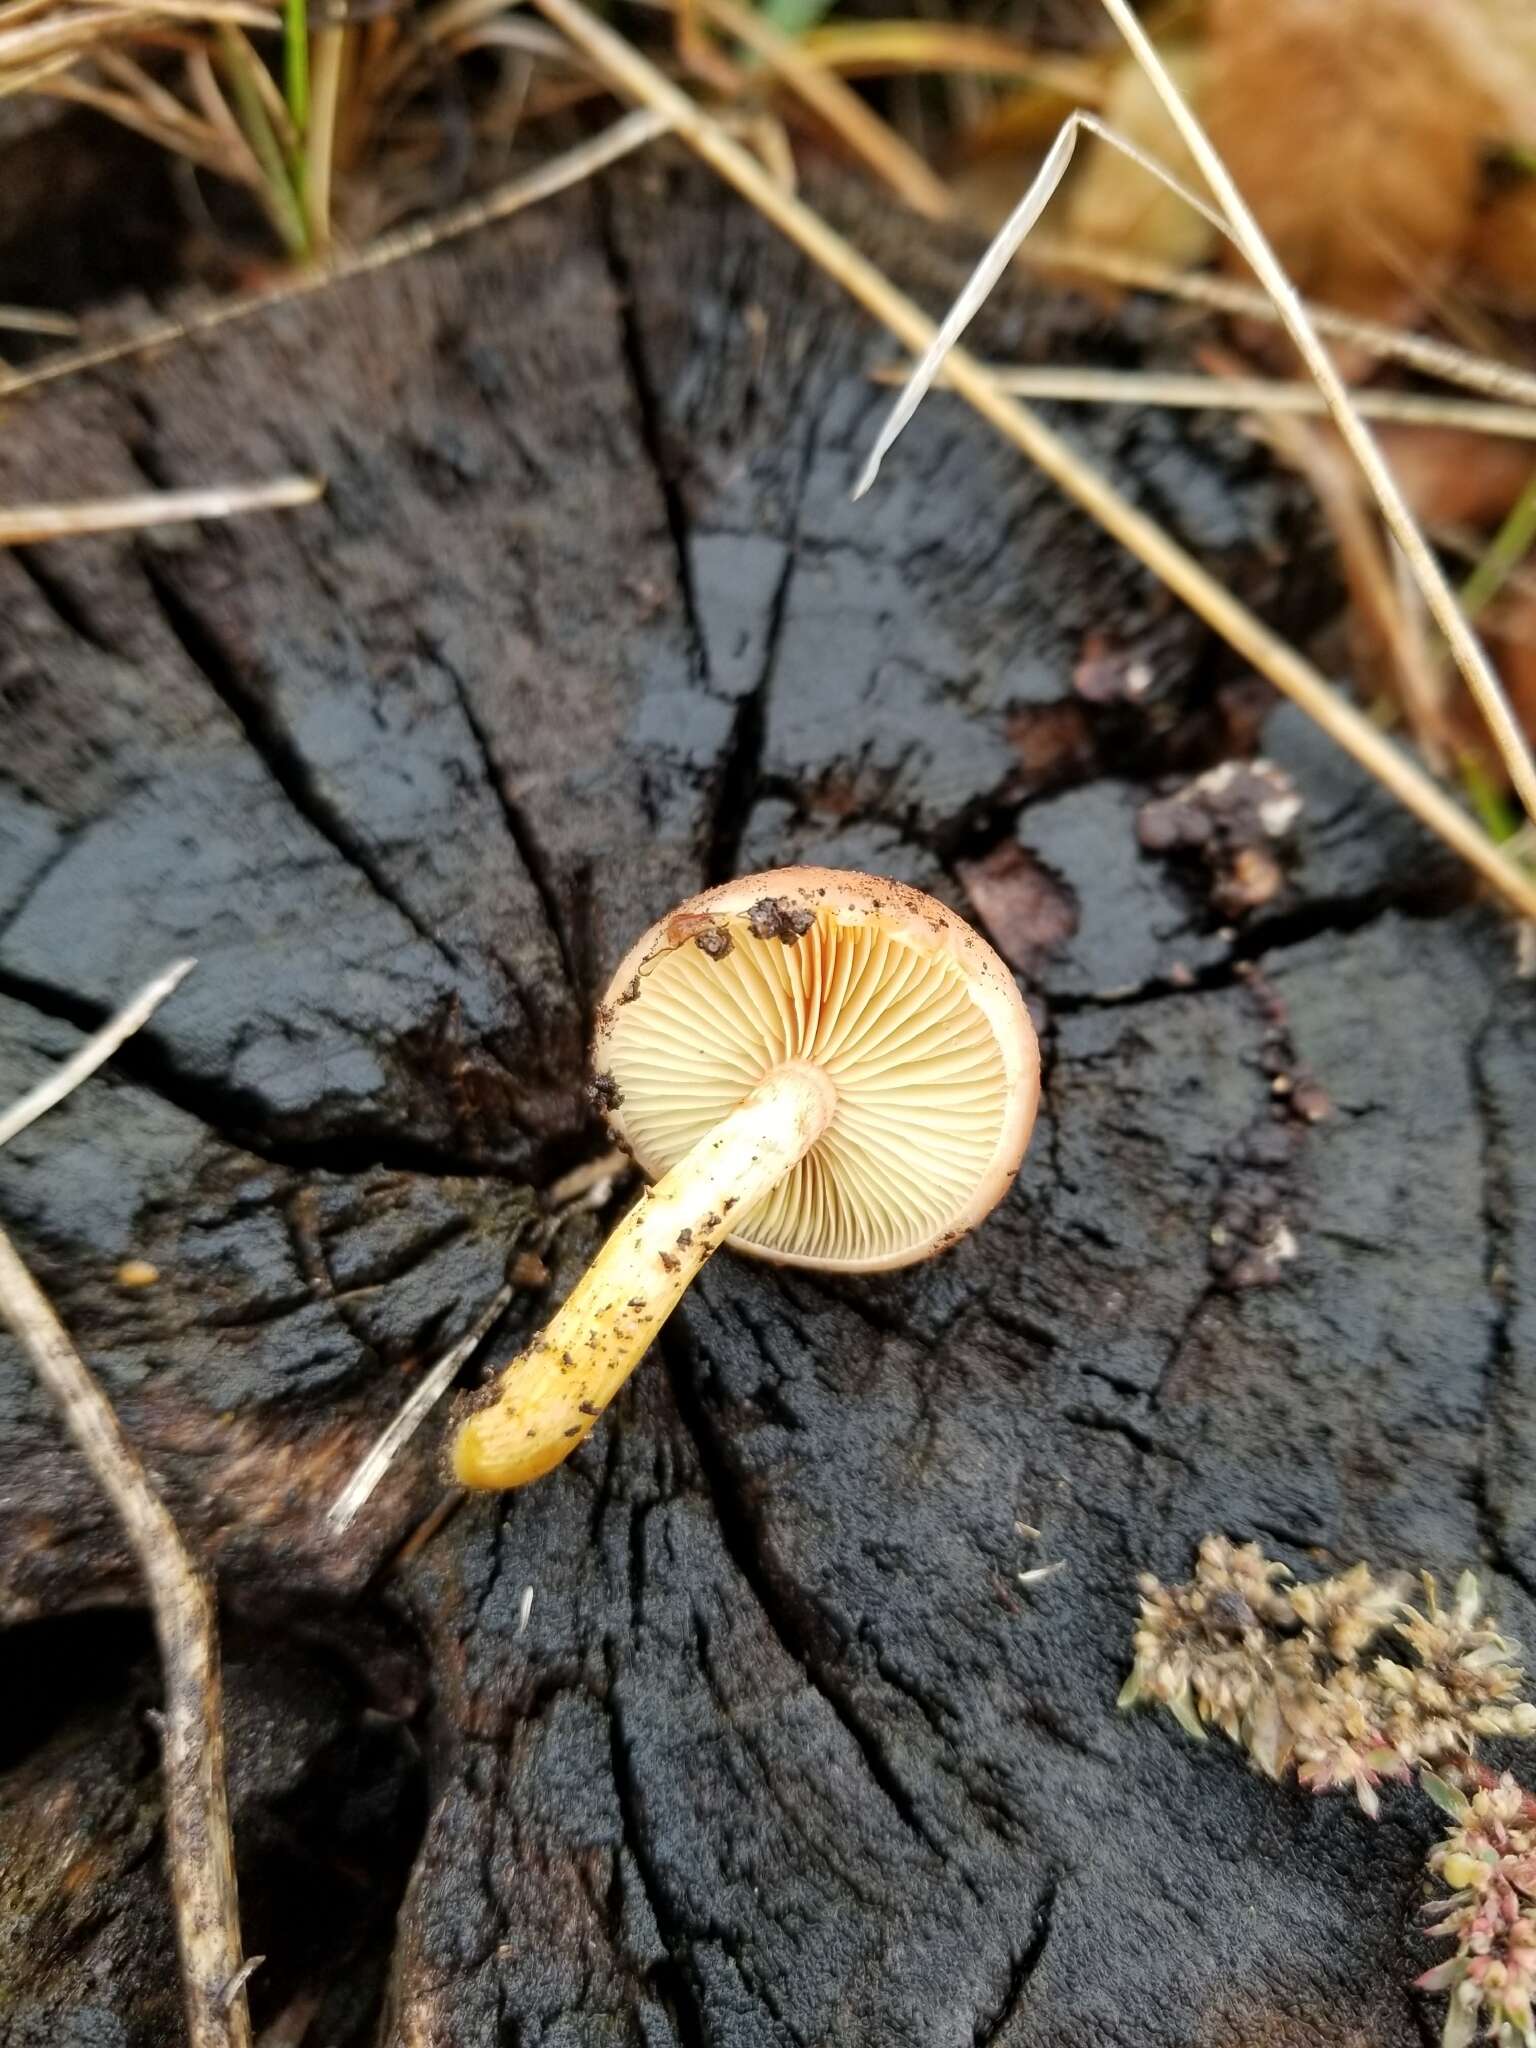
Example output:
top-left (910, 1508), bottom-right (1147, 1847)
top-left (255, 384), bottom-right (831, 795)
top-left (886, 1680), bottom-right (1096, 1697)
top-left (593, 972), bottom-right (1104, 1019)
top-left (1467, 1009), bottom-right (1534, 1601)
top-left (136, 550), bottom-right (463, 974)
top-left (973, 1879), bottom-right (1056, 2047)
top-left (657, 1323), bottom-right (968, 1886)
top-left (424, 636), bottom-right (584, 1001)
top-left (592, 185), bottom-right (708, 692)
top-left (602, 1646), bottom-right (710, 2048)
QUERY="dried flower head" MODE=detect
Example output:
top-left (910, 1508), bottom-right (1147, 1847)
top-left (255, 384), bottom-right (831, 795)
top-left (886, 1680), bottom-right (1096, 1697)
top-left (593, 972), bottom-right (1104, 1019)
top-left (1121, 1541), bottom-right (1536, 1815)
top-left (1123, 1539), bottom-right (1536, 2046)
top-left (1419, 1771), bottom-right (1536, 2048)
top-left (1381, 1574), bottom-right (1536, 1763)
top-left (1289, 1559), bottom-right (1409, 1664)
top-left (1119, 1535), bottom-right (1294, 1745)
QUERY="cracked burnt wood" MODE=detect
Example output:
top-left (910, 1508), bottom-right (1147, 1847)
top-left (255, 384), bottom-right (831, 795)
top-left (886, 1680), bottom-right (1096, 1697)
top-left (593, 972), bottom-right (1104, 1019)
top-left (0, 150), bottom-right (1533, 2048)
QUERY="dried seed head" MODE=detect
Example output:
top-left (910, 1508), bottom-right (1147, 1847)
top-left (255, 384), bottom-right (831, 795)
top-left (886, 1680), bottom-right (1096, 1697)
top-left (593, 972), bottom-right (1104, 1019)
top-left (1123, 1541), bottom-right (1536, 1823)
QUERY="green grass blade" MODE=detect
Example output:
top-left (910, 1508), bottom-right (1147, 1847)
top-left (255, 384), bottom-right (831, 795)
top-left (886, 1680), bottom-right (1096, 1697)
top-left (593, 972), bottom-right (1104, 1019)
top-left (217, 25), bottom-right (309, 259)
top-left (1461, 464), bottom-right (1536, 623)
top-left (284, 0), bottom-right (310, 134)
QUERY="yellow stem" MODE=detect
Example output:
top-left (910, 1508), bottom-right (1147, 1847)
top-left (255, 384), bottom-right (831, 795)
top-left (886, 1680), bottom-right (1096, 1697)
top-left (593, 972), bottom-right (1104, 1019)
top-left (453, 1063), bottom-right (836, 1489)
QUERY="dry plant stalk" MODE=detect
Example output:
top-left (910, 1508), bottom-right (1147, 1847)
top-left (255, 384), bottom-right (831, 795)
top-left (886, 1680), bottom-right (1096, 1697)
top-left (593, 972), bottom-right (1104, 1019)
top-left (688, 0), bottom-right (949, 220)
top-left (0, 108), bottom-right (670, 402)
top-left (0, 302), bottom-right (78, 336)
top-left (1022, 236), bottom-right (1536, 413)
top-left (522, 0), bottom-right (1536, 924)
top-left (0, 966), bottom-right (251, 2048)
top-left (859, 0), bottom-right (1536, 829)
top-left (0, 477), bottom-right (321, 545)
top-left (326, 1281), bottom-right (512, 1533)
top-left (1255, 401), bottom-right (1452, 765)
top-left (1096, 0), bottom-right (1536, 828)
top-left (869, 362), bottom-right (1536, 441)
top-left (0, 957), bottom-right (195, 1148)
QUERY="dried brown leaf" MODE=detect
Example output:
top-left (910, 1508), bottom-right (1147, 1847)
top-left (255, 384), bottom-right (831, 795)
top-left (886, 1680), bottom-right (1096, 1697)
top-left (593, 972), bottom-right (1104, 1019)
top-left (956, 841), bottom-right (1077, 978)
top-left (1370, 425), bottom-right (1536, 531)
top-left (1466, 175), bottom-right (1536, 317)
top-left (1204, 0), bottom-right (1515, 331)
top-left (1063, 42), bottom-right (1215, 270)
top-left (1487, 589), bottom-right (1536, 750)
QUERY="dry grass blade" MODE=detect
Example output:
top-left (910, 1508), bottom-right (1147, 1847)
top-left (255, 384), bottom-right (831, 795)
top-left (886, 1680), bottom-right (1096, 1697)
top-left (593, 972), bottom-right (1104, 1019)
top-left (693, 0), bottom-right (950, 219)
top-left (35, 71), bottom-right (242, 175)
top-left (0, 46), bottom-right (78, 92)
top-left (1257, 402), bottom-right (1453, 766)
top-left (0, 303), bottom-right (78, 336)
top-left (0, 0), bottom-right (55, 29)
top-left (94, 0), bottom-right (281, 21)
top-left (326, 1283), bottom-right (513, 1534)
top-left (0, 476), bottom-right (323, 544)
top-left (867, 362), bottom-right (1536, 439)
top-left (306, 23), bottom-right (346, 251)
top-left (526, 0), bottom-right (1536, 923)
top-left (98, 41), bottom-right (201, 127)
top-left (853, 106), bottom-right (1227, 495)
top-left (1024, 236), bottom-right (1536, 413)
top-left (798, 22), bottom-right (1104, 97)
top-left (0, 957), bottom-right (196, 1150)
top-left (0, 2), bottom-right (148, 62)
top-left (0, 1229), bottom-right (252, 2048)
top-left (0, 109), bottom-right (669, 400)
top-left (1097, 0), bottom-right (1536, 828)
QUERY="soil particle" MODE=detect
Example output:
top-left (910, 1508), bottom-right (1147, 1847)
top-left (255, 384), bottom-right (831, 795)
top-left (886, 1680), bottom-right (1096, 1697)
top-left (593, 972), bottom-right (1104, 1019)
top-left (1138, 759), bottom-right (1303, 919)
top-left (588, 1073), bottom-right (623, 1113)
top-left (1207, 965), bottom-right (1329, 1290)
top-left (746, 896), bottom-right (816, 943)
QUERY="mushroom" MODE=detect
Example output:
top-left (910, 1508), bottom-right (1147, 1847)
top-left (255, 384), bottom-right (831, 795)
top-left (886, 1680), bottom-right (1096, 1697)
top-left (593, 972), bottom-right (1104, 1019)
top-left (452, 867), bottom-right (1040, 1489)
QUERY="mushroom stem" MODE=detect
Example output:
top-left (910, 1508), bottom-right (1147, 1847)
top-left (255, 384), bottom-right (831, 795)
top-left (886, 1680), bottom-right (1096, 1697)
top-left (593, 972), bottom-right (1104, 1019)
top-left (453, 1061), bottom-right (838, 1490)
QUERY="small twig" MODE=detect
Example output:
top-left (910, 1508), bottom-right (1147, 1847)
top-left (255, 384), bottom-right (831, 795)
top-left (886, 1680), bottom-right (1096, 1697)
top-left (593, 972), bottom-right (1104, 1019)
top-left (522, 0), bottom-right (1536, 924)
top-left (0, 1231), bottom-right (251, 2048)
top-left (867, 362), bottom-right (1536, 441)
top-left (1096, 0), bottom-right (1536, 828)
top-left (545, 1144), bottom-right (631, 1207)
top-left (0, 957), bottom-right (195, 1151)
top-left (0, 956), bottom-right (248, 2043)
top-left (0, 109), bottom-right (670, 402)
top-left (1022, 236), bottom-right (1536, 413)
top-left (388, 1486), bottom-right (467, 1569)
top-left (326, 1283), bottom-right (513, 1533)
top-left (0, 478), bottom-right (322, 546)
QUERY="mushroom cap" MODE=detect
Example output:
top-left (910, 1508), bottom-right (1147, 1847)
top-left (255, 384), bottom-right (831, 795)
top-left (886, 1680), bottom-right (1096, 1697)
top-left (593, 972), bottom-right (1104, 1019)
top-left (591, 867), bottom-right (1039, 1273)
